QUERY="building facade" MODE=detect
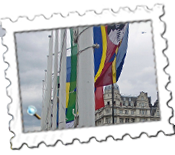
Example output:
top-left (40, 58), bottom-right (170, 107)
top-left (95, 84), bottom-right (160, 126)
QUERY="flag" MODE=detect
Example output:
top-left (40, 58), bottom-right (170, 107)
top-left (65, 28), bottom-right (77, 125)
top-left (95, 86), bottom-right (105, 110)
top-left (94, 23), bottom-right (129, 87)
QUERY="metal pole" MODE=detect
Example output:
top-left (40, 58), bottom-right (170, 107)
top-left (74, 28), bottom-right (79, 128)
top-left (59, 29), bottom-right (67, 130)
top-left (77, 26), bottom-right (95, 127)
top-left (112, 83), bottom-right (114, 124)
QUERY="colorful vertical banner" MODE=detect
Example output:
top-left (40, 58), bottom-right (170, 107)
top-left (94, 23), bottom-right (129, 87)
top-left (93, 23), bottom-right (129, 110)
top-left (66, 28), bottom-right (77, 124)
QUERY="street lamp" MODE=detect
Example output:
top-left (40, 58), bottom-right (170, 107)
top-left (77, 43), bottom-right (100, 55)
top-left (27, 105), bottom-right (41, 120)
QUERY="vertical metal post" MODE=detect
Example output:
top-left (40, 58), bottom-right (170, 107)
top-left (77, 26), bottom-right (95, 127)
top-left (112, 83), bottom-right (114, 124)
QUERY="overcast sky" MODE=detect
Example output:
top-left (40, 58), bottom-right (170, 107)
top-left (14, 21), bottom-right (157, 132)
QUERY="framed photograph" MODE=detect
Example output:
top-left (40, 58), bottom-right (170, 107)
top-left (1, 4), bottom-right (174, 148)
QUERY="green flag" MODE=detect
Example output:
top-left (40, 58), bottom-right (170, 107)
top-left (66, 28), bottom-right (77, 123)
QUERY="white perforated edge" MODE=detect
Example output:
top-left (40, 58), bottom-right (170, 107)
top-left (1, 4), bottom-right (174, 148)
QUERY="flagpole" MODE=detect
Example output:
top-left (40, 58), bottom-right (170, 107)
top-left (41, 32), bottom-right (53, 130)
top-left (47, 32), bottom-right (54, 130)
top-left (77, 26), bottom-right (95, 127)
top-left (58, 29), bottom-right (67, 130)
top-left (52, 29), bottom-right (59, 130)
top-left (72, 28), bottom-right (79, 128)
top-left (112, 83), bottom-right (114, 124)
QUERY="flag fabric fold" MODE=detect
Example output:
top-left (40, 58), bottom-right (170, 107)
top-left (95, 86), bottom-right (105, 110)
top-left (94, 23), bottom-right (129, 110)
top-left (94, 23), bottom-right (129, 87)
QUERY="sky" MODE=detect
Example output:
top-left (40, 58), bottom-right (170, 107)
top-left (13, 21), bottom-right (157, 132)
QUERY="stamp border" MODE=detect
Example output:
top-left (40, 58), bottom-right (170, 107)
top-left (0, 0), bottom-right (174, 151)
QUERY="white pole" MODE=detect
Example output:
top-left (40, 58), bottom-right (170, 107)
top-left (41, 57), bottom-right (48, 129)
top-left (52, 29), bottom-right (59, 130)
top-left (77, 26), bottom-right (95, 127)
top-left (41, 31), bottom-right (53, 130)
top-left (59, 29), bottom-right (67, 129)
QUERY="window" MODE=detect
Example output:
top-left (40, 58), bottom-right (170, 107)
top-left (120, 118), bottom-right (123, 123)
top-left (113, 101), bottom-right (116, 105)
top-left (139, 103), bottom-right (141, 107)
top-left (140, 118), bottom-right (145, 122)
top-left (141, 96), bottom-right (144, 100)
top-left (142, 103), bottom-right (144, 107)
top-left (129, 102), bottom-right (131, 106)
top-left (114, 117), bottom-right (117, 123)
top-left (125, 110), bottom-right (128, 114)
top-left (157, 111), bottom-right (159, 116)
top-left (106, 118), bottom-right (111, 124)
top-left (125, 118), bottom-right (129, 123)
top-left (120, 102), bottom-right (122, 106)
top-left (119, 110), bottom-right (123, 114)
top-left (131, 103), bottom-right (134, 107)
top-left (106, 108), bottom-right (110, 113)
top-left (129, 98), bottom-right (131, 101)
top-left (114, 109), bottom-right (117, 114)
top-left (107, 101), bottom-right (110, 106)
top-left (125, 102), bottom-right (128, 106)
top-left (123, 102), bottom-right (125, 106)
top-left (131, 110), bottom-right (134, 115)
top-left (131, 118), bottom-right (135, 122)
top-left (140, 110), bottom-right (144, 115)
top-left (145, 110), bottom-right (147, 115)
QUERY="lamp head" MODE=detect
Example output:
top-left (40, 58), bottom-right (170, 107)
top-left (93, 43), bottom-right (100, 49)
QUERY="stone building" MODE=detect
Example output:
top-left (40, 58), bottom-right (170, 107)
top-left (95, 83), bottom-right (160, 126)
